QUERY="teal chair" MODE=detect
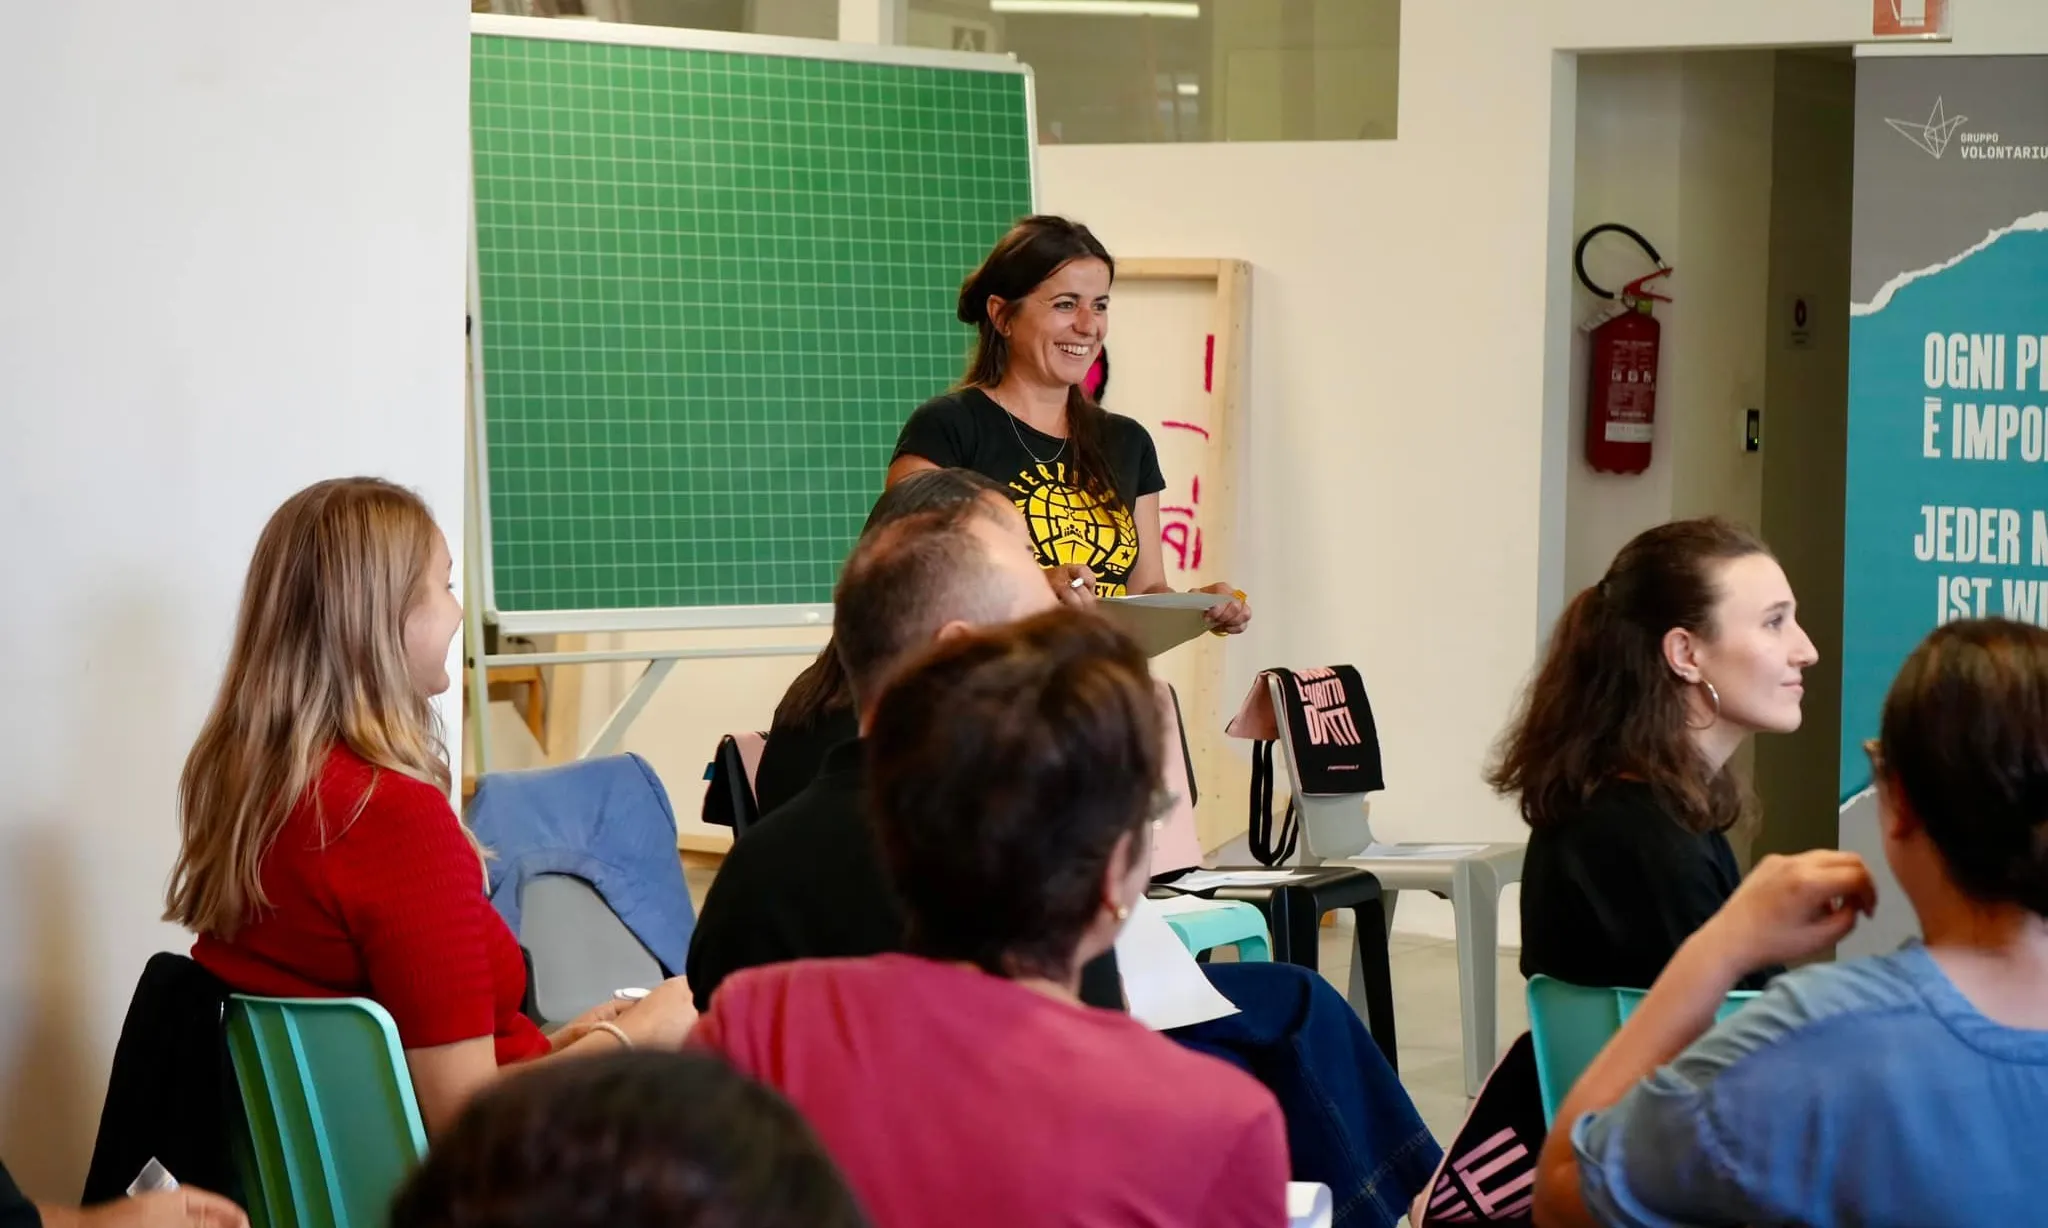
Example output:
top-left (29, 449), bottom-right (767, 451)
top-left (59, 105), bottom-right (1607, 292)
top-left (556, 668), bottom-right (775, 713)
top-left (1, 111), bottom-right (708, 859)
top-left (1526, 975), bottom-right (1759, 1123)
top-left (224, 995), bottom-right (429, 1228)
top-left (1161, 899), bottom-right (1273, 962)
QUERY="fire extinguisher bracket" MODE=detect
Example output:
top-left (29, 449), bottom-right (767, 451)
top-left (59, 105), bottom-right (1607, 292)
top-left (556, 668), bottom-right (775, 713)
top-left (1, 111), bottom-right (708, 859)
top-left (1621, 267), bottom-right (1674, 308)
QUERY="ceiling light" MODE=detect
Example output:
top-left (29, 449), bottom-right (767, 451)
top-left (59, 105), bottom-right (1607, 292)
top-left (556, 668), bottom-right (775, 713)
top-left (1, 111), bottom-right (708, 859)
top-left (1176, 81), bottom-right (1200, 96)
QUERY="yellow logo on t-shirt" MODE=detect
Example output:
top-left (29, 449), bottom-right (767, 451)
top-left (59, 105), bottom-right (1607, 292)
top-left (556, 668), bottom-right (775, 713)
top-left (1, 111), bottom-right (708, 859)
top-left (1009, 462), bottom-right (1139, 597)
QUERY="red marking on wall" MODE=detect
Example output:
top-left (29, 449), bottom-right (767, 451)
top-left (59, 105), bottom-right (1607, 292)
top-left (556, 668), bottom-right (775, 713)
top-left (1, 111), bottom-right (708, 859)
top-left (1204, 334), bottom-right (1215, 392)
top-left (1161, 420), bottom-right (1210, 440)
top-left (1159, 475), bottom-right (1204, 572)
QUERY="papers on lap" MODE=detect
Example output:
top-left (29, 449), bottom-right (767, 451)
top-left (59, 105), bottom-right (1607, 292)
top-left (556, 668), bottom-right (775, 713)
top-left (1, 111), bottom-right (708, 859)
top-left (1112, 898), bottom-right (1239, 1030)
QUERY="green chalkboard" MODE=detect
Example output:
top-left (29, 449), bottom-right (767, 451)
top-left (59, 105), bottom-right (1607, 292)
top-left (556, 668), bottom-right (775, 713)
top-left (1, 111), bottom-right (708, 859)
top-left (470, 22), bottom-right (1035, 628)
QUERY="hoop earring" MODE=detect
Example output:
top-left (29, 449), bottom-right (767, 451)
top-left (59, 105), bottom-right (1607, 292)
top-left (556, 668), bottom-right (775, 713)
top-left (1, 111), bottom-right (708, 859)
top-left (1687, 678), bottom-right (1721, 730)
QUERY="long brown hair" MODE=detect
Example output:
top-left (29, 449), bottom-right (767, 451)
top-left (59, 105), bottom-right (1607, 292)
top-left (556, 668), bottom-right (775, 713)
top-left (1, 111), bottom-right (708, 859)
top-left (166, 478), bottom-right (453, 937)
top-left (1488, 517), bottom-right (1771, 834)
top-left (956, 215), bottom-right (1118, 497)
top-left (1878, 618), bottom-right (2048, 915)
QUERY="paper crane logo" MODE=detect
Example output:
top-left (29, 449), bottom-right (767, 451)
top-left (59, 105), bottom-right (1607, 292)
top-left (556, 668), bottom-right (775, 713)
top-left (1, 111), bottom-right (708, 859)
top-left (1887, 97), bottom-right (1968, 159)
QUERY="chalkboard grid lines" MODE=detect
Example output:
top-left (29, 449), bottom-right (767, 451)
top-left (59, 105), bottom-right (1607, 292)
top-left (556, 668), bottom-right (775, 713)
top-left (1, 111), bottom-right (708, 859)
top-left (471, 31), bottom-right (1033, 619)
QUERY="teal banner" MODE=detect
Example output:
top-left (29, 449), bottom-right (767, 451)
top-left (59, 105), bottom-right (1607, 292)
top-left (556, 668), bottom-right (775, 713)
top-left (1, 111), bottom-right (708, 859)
top-left (1843, 57), bottom-right (2048, 805)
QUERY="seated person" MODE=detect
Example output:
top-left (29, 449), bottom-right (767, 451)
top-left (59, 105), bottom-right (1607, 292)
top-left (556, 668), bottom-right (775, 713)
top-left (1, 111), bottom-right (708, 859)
top-left (389, 1051), bottom-right (866, 1228)
top-left (1, 1158), bottom-right (243, 1228)
top-left (752, 468), bottom-right (1010, 815)
top-left (690, 478), bottom-right (1127, 1008)
top-left (694, 484), bottom-right (1437, 1228)
top-left (693, 611), bottom-right (1287, 1228)
top-left (1535, 617), bottom-right (2048, 1228)
top-left (1493, 518), bottom-right (1817, 990)
top-left (167, 478), bottom-right (697, 1133)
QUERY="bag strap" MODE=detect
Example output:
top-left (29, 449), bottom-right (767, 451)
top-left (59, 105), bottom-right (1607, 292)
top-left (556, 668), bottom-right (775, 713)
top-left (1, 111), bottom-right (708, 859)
top-left (1247, 740), bottom-right (1300, 867)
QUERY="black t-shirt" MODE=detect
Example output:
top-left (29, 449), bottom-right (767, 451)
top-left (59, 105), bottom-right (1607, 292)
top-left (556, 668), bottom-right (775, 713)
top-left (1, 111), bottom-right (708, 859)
top-left (1520, 779), bottom-right (1776, 992)
top-left (0, 1160), bottom-right (39, 1228)
top-left (892, 388), bottom-right (1167, 596)
top-left (752, 705), bottom-right (859, 818)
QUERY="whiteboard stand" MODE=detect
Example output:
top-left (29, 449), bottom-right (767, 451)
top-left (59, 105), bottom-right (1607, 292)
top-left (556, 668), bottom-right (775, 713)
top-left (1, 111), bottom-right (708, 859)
top-left (476, 643), bottom-right (824, 771)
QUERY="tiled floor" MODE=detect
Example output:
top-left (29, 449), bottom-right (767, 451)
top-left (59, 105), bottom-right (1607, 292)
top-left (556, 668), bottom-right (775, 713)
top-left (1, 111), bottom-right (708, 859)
top-left (1314, 915), bottom-right (1526, 1145)
top-left (686, 860), bottom-right (1516, 1146)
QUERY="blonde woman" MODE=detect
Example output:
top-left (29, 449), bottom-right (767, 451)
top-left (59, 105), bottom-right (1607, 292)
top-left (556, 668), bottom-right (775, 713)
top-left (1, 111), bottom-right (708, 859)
top-left (165, 478), bottom-right (697, 1133)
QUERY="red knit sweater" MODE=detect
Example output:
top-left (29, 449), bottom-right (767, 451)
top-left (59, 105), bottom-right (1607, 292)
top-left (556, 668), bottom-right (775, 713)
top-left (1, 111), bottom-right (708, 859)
top-left (192, 745), bottom-right (550, 1065)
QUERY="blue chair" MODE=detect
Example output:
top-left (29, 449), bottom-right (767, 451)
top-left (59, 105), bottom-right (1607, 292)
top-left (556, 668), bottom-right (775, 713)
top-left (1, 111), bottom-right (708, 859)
top-left (1525, 975), bottom-right (1759, 1123)
top-left (1161, 899), bottom-right (1273, 962)
top-left (224, 995), bottom-right (428, 1228)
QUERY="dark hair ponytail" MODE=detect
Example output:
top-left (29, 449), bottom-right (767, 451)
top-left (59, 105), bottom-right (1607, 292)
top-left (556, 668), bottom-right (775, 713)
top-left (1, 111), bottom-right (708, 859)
top-left (957, 215), bottom-right (1118, 497)
top-left (1488, 517), bottom-right (1771, 833)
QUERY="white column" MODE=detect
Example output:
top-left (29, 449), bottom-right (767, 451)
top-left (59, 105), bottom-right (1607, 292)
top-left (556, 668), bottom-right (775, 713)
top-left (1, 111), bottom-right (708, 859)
top-left (838, 0), bottom-right (907, 43)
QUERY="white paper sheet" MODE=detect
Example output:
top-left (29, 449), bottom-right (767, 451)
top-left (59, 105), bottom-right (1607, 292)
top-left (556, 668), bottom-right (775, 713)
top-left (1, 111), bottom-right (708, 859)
top-left (1352, 843), bottom-right (1490, 860)
top-left (1113, 897), bottom-right (1240, 1030)
top-left (1168, 868), bottom-right (1313, 891)
top-left (1287, 1182), bottom-right (1333, 1228)
top-left (1096, 591), bottom-right (1230, 658)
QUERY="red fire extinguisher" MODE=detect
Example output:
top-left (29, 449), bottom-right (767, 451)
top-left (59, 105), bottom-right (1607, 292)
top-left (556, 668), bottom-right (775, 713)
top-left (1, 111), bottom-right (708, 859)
top-left (1577, 224), bottom-right (1673, 475)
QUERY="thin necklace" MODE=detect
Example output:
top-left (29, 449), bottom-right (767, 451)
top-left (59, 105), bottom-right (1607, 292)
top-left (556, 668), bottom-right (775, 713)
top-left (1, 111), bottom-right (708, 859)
top-left (987, 386), bottom-right (1068, 467)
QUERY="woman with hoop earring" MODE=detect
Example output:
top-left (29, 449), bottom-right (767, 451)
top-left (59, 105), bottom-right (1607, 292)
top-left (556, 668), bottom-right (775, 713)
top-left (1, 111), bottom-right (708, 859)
top-left (888, 215), bottom-right (1250, 631)
top-left (1488, 518), bottom-right (1819, 991)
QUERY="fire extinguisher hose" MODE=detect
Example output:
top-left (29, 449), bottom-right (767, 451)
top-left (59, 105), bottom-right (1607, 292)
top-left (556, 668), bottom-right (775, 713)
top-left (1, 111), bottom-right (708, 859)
top-left (1575, 223), bottom-right (1666, 301)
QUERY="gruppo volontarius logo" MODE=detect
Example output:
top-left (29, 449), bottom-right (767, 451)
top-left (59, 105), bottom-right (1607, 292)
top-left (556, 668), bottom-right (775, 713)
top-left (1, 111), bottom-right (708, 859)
top-left (1887, 98), bottom-right (2048, 162)
top-left (1887, 97), bottom-right (1967, 158)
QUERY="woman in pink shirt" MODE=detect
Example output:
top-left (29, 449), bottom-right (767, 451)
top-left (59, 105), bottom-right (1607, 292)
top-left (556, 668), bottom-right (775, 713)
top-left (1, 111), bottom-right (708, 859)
top-left (692, 609), bottom-right (1287, 1228)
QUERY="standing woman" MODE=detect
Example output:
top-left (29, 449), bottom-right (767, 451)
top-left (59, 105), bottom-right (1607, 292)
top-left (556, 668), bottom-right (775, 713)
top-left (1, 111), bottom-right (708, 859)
top-left (888, 215), bottom-right (1250, 630)
top-left (1491, 517), bottom-right (1819, 991)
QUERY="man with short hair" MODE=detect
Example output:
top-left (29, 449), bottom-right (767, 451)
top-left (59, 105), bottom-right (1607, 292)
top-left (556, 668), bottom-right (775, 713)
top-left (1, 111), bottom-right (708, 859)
top-left (686, 489), bottom-right (1090, 1011)
top-left (685, 484), bottom-right (1442, 1221)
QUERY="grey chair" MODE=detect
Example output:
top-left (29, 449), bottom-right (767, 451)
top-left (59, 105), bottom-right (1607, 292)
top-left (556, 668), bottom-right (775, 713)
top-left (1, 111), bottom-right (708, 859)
top-left (520, 873), bottom-right (664, 1027)
top-left (1262, 674), bottom-right (1525, 1097)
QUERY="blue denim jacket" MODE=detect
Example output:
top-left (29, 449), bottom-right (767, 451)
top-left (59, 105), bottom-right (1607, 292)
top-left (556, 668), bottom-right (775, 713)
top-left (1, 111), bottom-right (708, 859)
top-left (468, 754), bottom-right (695, 975)
top-left (1574, 942), bottom-right (2048, 1226)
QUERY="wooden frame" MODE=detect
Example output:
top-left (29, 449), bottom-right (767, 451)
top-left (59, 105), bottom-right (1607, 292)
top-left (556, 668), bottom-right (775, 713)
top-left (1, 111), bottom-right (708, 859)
top-left (1116, 257), bottom-right (1253, 853)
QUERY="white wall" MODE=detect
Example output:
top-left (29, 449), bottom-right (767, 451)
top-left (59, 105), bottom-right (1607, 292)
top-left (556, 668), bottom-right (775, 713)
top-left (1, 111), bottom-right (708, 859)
top-left (1564, 55), bottom-right (1686, 593)
top-left (1754, 53), bottom-right (1856, 863)
top-left (4, 1), bottom-right (2043, 1194)
top-left (0, 4), bottom-right (471, 1199)
top-left (1036, 0), bottom-right (2048, 939)
top-left (488, 2), bottom-right (2048, 946)
top-left (1565, 52), bottom-right (1774, 603)
top-left (1666, 57), bottom-right (1775, 531)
